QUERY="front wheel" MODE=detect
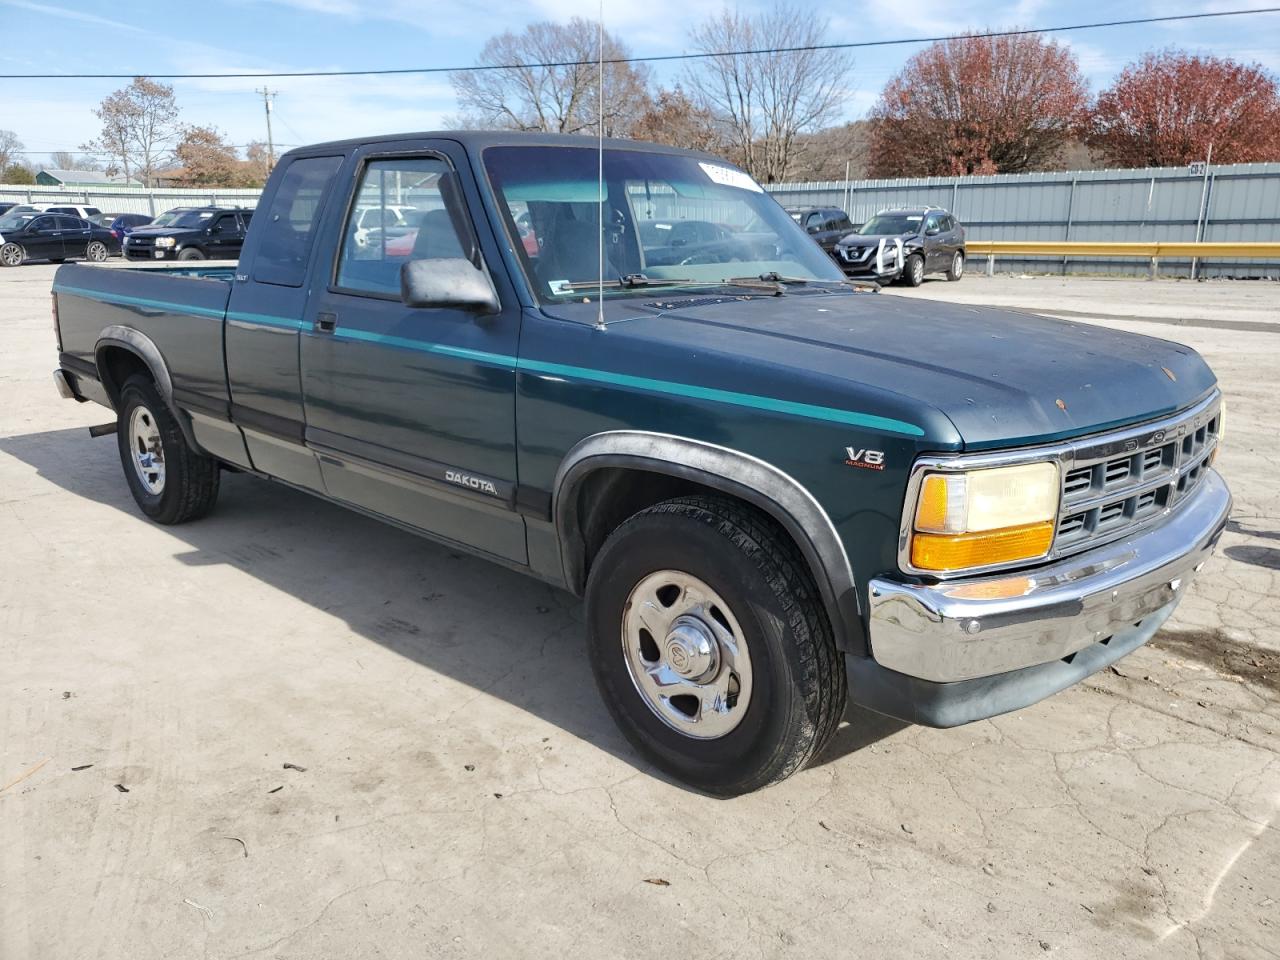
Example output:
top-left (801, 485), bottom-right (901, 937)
top-left (946, 250), bottom-right (964, 282)
top-left (585, 496), bottom-right (846, 796)
top-left (86, 241), bottom-right (109, 262)
top-left (116, 375), bottom-right (220, 524)
top-left (0, 243), bottom-right (24, 267)
top-left (177, 247), bottom-right (206, 261)
top-left (902, 253), bottom-right (925, 286)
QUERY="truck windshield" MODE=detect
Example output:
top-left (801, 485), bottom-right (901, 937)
top-left (483, 145), bottom-right (844, 301)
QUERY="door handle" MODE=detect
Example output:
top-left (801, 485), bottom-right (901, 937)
top-left (315, 311), bottom-right (337, 333)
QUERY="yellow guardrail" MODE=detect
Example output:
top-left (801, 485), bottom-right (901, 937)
top-left (964, 240), bottom-right (1280, 278)
top-left (965, 240), bottom-right (1280, 258)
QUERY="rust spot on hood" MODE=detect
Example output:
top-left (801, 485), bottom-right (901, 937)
top-left (1055, 398), bottom-right (1067, 412)
top-left (1162, 366), bottom-right (1177, 381)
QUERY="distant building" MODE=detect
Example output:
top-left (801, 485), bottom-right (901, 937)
top-left (35, 168), bottom-right (142, 188)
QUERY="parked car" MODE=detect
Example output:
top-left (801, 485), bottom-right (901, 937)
top-left (0, 211), bottom-right (118, 266)
top-left (122, 206), bottom-right (253, 261)
top-left (39, 204), bottom-right (106, 223)
top-left (0, 203), bottom-right (37, 217)
top-left (51, 132), bottom-right (1229, 795)
top-left (101, 213), bottom-right (154, 242)
top-left (834, 207), bottom-right (966, 286)
top-left (786, 206), bottom-right (857, 255)
top-left (350, 204), bottom-right (418, 248)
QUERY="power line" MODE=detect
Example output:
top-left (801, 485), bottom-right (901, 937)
top-left (0, 8), bottom-right (1277, 80)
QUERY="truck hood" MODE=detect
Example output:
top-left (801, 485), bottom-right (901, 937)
top-left (550, 290), bottom-right (1216, 449)
top-left (126, 226), bottom-right (190, 238)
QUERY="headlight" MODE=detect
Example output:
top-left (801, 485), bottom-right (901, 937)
top-left (154, 236), bottom-right (175, 248)
top-left (908, 461), bottom-right (1059, 573)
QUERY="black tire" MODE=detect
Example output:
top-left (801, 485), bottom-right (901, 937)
top-left (86, 241), bottom-right (109, 263)
top-left (177, 247), bottom-right (206, 261)
top-left (585, 495), bottom-right (846, 796)
top-left (902, 253), bottom-right (925, 286)
top-left (946, 250), bottom-right (964, 282)
top-left (116, 374), bottom-right (220, 524)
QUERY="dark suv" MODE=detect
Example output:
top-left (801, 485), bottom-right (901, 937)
top-left (122, 206), bottom-right (254, 261)
top-left (786, 206), bottom-right (856, 255)
top-left (834, 207), bottom-right (965, 286)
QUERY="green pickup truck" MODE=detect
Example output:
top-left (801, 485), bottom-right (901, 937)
top-left (51, 132), bottom-right (1230, 795)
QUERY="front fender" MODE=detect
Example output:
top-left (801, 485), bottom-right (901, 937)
top-left (553, 430), bottom-right (865, 652)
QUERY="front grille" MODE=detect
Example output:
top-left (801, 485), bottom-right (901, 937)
top-left (1052, 396), bottom-right (1221, 557)
top-left (124, 236), bottom-right (154, 260)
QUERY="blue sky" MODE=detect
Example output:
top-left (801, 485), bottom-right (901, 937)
top-left (2, 0), bottom-right (1278, 166)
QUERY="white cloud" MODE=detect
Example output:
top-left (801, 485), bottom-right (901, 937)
top-left (0, 0), bottom-right (154, 34)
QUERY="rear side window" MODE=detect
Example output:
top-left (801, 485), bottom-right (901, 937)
top-left (253, 155), bottom-right (342, 287)
top-left (830, 213), bottom-right (853, 232)
top-left (56, 216), bottom-right (85, 230)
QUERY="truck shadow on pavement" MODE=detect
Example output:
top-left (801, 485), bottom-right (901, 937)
top-left (0, 426), bottom-right (904, 792)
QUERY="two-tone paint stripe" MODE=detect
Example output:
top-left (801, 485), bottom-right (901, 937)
top-left (53, 283), bottom-right (926, 437)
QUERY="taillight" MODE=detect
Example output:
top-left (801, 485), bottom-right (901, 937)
top-left (52, 292), bottom-right (62, 351)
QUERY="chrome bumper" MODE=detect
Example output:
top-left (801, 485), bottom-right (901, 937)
top-left (867, 469), bottom-right (1231, 684)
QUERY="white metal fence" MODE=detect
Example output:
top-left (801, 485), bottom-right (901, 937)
top-left (0, 184), bottom-right (261, 216)
top-left (765, 162), bottom-right (1280, 278)
top-left (6, 160), bottom-right (1279, 277)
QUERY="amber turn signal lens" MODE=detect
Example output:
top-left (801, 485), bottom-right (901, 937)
top-left (910, 521), bottom-right (1054, 573)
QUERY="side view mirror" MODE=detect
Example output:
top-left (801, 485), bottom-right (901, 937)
top-left (806, 224), bottom-right (820, 234)
top-left (925, 226), bottom-right (940, 236)
top-left (400, 258), bottom-right (500, 314)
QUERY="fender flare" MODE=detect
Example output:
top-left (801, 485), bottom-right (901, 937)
top-left (553, 431), bottom-right (865, 652)
top-left (94, 325), bottom-right (204, 453)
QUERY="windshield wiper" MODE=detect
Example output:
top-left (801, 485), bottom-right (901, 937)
top-left (560, 275), bottom-right (696, 291)
top-left (733, 272), bottom-right (881, 293)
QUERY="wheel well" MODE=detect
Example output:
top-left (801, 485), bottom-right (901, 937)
top-left (566, 462), bottom-right (863, 653)
top-left (575, 467), bottom-right (705, 582)
top-left (97, 345), bottom-right (152, 408)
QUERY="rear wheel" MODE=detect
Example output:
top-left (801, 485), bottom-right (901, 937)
top-left (86, 241), bottom-right (109, 262)
top-left (177, 247), bottom-right (206, 261)
top-left (1, 243), bottom-right (25, 267)
top-left (116, 375), bottom-right (220, 524)
top-left (585, 495), bottom-right (846, 796)
top-left (946, 250), bottom-right (964, 282)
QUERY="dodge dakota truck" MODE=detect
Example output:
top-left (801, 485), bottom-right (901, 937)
top-left (51, 132), bottom-right (1231, 796)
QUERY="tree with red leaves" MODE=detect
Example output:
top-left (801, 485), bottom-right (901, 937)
top-left (1088, 50), bottom-right (1280, 167)
top-left (867, 34), bottom-right (1089, 177)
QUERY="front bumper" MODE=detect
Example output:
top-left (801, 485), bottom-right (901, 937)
top-left (852, 468), bottom-right (1230, 725)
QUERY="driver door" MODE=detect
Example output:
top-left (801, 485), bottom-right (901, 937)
top-left (24, 215), bottom-right (65, 261)
top-left (923, 213), bottom-right (946, 271)
top-left (299, 145), bottom-right (526, 563)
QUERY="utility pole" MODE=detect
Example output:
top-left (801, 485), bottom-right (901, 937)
top-left (256, 87), bottom-right (277, 171)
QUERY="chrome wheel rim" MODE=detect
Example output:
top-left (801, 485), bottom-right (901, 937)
top-left (912, 258), bottom-right (923, 283)
top-left (0, 244), bottom-right (21, 266)
top-left (953, 252), bottom-right (963, 277)
top-left (621, 570), bottom-right (753, 740)
top-left (128, 404), bottom-right (165, 495)
top-left (88, 241), bottom-right (107, 261)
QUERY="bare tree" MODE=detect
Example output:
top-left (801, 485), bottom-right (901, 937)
top-left (630, 86), bottom-right (723, 152)
top-left (683, 5), bottom-right (851, 182)
top-left (48, 150), bottom-right (77, 170)
top-left (81, 77), bottom-right (182, 186)
top-left (451, 18), bottom-right (651, 136)
top-left (0, 130), bottom-right (23, 171)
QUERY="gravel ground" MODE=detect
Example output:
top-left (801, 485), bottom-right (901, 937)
top-left (2, 264), bottom-right (1277, 960)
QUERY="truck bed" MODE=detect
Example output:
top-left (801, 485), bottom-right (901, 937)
top-left (53, 263), bottom-right (236, 415)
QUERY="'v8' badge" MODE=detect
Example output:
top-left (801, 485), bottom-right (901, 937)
top-left (845, 447), bottom-right (885, 471)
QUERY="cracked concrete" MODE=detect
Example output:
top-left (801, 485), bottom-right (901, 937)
top-left (2, 265), bottom-right (1278, 959)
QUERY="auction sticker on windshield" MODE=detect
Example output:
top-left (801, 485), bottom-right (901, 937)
top-left (699, 162), bottom-right (764, 193)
